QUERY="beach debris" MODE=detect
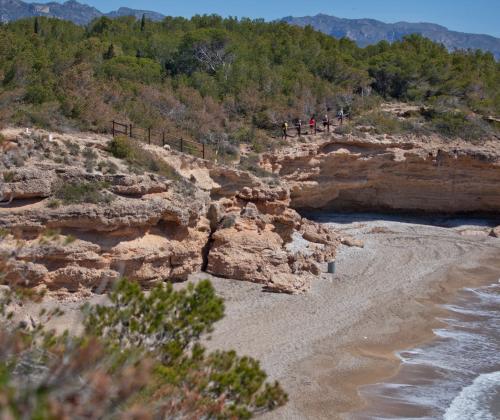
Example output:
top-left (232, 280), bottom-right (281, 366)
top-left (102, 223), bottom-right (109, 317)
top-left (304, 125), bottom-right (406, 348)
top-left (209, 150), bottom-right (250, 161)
top-left (327, 261), bottom-right (336, 274)
top-left (341, 237), bottom-right (365, 248)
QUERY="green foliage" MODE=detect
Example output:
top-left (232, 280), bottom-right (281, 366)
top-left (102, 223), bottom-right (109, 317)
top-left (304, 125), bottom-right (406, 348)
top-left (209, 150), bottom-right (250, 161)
top-left (55, 181), bottom-right (113, 204)
top-left (0, 16), bottom-right (497, 145)
top-left (2, 171), bottom-right (15, 182)
top-left (355, 111), bottom-right (405, 134)
top-left (46, 198), bottom-right (61, 208)
top-left (85, 279), bottom-right (225, 362)
top-left (100, 56), bottom-right (162, 83)
top-left (83, 279), bottom-right (287, 418)
top-left (427, 110), bottom-right (491, 141)
top-left (109, 135), bottom-right (180, 179)
top-left (64, 140), bottom-right (80, 156)
top-left (108, 134), bottom-right (133, 159)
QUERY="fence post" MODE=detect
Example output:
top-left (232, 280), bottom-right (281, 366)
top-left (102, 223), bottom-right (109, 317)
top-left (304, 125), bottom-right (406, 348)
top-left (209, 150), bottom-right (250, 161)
top-left (162, 131), bottom-right (165, 147)
top-left (202, 143), bottom-right (205, 159)
top-left (129, 124), bottom-right (133, 138)
top-left (112, 121), bottom-right (115, 137)
top-left (148, 128), bottom-right (151, 145)
top-left (180, 138), bottom-right (183, 153)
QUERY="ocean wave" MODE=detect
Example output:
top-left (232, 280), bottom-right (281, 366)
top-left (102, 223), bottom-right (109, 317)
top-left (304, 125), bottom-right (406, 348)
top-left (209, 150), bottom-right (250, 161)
top-left (443, 371), bottom-right (500, 420)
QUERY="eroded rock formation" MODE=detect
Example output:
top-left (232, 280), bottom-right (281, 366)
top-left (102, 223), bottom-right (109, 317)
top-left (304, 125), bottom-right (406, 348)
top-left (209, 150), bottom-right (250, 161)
top-left (0, 129), bottom-right (339, 294)
top-left (261, 133), bottom-right (500, 213)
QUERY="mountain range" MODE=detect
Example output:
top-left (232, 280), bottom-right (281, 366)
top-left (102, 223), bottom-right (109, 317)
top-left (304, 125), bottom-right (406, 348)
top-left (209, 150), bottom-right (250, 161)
top-left (1, 1), bottom-right (499, 59)
top-left (0, 0), bottom-right (165, 25)
top-left (282, 14), bottom-right (500, 59)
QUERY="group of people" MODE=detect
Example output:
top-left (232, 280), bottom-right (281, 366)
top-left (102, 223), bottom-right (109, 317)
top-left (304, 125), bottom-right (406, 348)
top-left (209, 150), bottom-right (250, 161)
top-left (281, 109), bottom-right (345, 140)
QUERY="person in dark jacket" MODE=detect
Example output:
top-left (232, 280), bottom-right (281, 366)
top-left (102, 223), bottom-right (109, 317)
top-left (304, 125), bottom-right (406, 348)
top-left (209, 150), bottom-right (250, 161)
top-left (295, 119), bottom-right (302, 137)
top-left (322, 114), bottom-right (330, 132)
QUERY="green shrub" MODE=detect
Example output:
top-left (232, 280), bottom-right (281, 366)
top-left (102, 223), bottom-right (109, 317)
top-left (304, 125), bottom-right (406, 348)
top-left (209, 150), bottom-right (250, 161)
top-left (83, 279), bottom-right (288, 417)
top-left (46, 198), bottom-right (61, 209)
top-left (3, 171), bottom-right (15, 182)
top-left (355, 111), bottom-right (404, 134)
top-left (55, 181), bottom-right (113, 204)
top-left (109, 135), bottom-right (179, 180)
top-left (428, 111), bottom-right (490, 141)
top-left (100, 56), bottom-right (162, 84)
top-left (64, 141), bottom-right (80, 156)
top-left (64, 235), bottom-right (76, 244)
top-left (108, 135), bottom-right (134, 159)
top-left (24, 84), bottom-right (55, 105)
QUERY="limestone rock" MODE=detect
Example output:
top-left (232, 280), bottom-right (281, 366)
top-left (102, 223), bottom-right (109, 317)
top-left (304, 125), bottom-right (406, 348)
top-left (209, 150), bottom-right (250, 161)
top-left (261, 135), bottom-right (500, 213)
top-left (341, 237), bottom-right (365, 248)
top-left (1, 168), bottom-right (57, 200)
top-left (0, 128), bottom-right (341, 295)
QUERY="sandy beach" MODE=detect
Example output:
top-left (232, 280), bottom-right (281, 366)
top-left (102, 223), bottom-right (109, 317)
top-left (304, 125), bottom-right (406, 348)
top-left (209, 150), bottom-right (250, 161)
top-left (15, 214), bottom-right (500, 419)
top-left (199, 214), bottom-right (500, 419)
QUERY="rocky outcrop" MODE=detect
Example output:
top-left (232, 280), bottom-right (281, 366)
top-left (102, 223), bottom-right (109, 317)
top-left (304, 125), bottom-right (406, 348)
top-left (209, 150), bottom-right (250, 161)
top-left (490, 226), bottom-right (500, 238)
top-left (0, 129), bottom-right (339, 294)
top-left (261, 134), bottom-right (500, 213)
top-left (205, 167), bottom-right (339, 293)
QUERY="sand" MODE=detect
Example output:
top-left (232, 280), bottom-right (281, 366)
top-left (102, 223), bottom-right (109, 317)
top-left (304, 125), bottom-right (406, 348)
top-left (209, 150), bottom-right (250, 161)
top-left (10, 214), bottom-right (500, 419)
top-left (197, 215), bottom-right (500, 419)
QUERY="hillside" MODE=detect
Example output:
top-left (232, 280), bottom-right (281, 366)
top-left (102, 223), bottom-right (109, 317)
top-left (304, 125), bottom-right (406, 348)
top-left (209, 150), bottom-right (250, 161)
top-left (0, 0), bottom-right (164, 25)
top-left (0, 15), bottom-right (498, 159)
top-left (282, 14), bottom-right (500, 60)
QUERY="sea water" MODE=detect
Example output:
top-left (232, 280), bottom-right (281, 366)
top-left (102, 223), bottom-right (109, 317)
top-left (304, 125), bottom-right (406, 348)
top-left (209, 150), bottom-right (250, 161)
top-left (357, 282), bottom-right (500, 420)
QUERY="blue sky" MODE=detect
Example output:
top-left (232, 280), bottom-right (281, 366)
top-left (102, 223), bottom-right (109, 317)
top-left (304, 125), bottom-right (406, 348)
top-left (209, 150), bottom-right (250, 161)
top-left (33, 0), bottom-right (500, 37)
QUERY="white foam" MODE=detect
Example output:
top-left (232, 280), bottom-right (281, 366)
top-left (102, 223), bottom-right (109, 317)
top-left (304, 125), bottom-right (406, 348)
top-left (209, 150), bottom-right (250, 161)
top-left (444, 371), bottom-right (500, 420)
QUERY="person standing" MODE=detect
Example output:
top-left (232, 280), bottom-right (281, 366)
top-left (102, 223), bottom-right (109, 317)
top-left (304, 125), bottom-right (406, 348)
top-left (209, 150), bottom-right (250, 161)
top-left (282, 121), bottom-right (289, 140)
top-left (337, 108), bottom-right (344, 125)
top-left (295, 119), bottom-right (302, 137)
top-left (309, 116), bottom-right (316, 134)
top-left (322, 114), bottom-right (330, 132)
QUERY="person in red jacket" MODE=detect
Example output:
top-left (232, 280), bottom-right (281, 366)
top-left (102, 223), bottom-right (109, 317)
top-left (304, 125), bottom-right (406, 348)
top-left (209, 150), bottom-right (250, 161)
top-left (309, 116), bottom-right (316, 134)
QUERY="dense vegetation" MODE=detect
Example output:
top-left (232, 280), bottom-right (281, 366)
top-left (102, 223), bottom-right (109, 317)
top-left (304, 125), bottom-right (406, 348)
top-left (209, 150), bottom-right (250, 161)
top-left (0, 15), bottom-right (499, 152)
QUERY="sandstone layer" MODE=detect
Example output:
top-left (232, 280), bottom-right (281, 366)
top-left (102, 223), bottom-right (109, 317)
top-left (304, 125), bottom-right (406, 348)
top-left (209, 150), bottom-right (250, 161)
top-left (261, 133), bottom-right (500, 213)
top-left (0, 129), bottom-right (339, 294)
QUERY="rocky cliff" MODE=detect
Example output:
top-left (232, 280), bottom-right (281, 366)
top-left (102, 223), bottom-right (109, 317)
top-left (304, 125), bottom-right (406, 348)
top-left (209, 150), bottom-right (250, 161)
top-left (261, 133), bottom-right (500, 214)
top-left (0, 129), bottom-right (339, 295)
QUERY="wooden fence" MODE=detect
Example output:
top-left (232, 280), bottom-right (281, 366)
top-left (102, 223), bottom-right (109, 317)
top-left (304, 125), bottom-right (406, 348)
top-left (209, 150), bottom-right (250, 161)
top-left (111, 121), bottom-right (209, 160)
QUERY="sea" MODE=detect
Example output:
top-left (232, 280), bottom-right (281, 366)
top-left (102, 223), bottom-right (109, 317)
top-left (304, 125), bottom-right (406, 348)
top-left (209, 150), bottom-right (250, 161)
top-left (357, 282), bottom-right (500, 420)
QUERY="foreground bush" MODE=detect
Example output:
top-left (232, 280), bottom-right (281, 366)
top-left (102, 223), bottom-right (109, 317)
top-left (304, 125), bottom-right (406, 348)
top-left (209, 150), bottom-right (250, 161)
top-left (0, 275), bottom-right (287, 418)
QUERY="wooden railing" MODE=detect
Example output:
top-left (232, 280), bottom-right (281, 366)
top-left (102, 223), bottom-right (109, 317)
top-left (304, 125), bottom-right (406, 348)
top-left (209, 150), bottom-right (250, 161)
top-left (111, 121), bottom-right (209, 160)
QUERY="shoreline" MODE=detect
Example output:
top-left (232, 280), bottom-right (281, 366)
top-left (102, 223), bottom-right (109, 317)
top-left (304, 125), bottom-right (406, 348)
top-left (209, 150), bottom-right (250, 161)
top-left (338, 252), bottom-right (500, 419)
top-left (200, 216), bottom-right (500, 419)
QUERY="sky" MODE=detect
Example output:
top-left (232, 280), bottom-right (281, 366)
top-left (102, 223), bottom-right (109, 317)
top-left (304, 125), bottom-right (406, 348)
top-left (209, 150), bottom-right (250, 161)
top-left (32, 0), bottom-right (500, 37)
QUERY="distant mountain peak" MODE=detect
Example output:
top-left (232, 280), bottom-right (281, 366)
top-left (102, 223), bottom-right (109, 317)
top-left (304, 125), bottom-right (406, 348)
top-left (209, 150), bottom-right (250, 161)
top-left (0, 0), bottom-right (165, 25)
top-left (282, 14), bottom-right (500, 59)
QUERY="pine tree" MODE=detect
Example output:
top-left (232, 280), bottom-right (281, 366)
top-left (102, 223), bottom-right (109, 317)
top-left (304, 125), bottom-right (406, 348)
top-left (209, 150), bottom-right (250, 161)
top-left (140, 14), bottom-right (146, 32)
top-left (34, 17), bottom-right (40, 34)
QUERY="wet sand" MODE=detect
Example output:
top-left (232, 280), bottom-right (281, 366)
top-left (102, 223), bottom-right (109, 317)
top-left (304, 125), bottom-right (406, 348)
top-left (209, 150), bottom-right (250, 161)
top-left (198, 215), bottom-right (500, 419)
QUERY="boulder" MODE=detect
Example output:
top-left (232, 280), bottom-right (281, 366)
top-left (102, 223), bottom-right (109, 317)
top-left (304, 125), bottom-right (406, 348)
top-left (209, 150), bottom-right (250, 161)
top-left (490, 226), bottom-right (500, 238)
